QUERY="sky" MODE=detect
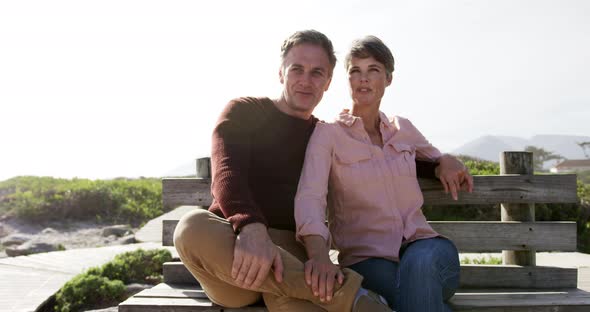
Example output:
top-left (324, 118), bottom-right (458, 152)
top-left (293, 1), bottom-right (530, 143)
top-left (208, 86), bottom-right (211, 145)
top-left (1, 0), bottom-right (589, 180)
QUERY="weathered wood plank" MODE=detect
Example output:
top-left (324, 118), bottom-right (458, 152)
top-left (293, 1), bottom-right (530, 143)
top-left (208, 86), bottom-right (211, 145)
top-left (118, 296), bottom-right (220, 312)
top-left (430, 221), bottom-right (577, 252)
top-left (162, 174), bottom-right (578, 209)
top-left (420, 174), bottom-right (578, 205)
top-left (163, 260), bottom-right (198, 285)
top-left (460, 265), bottom-right (578, 289)
top-left (163, 220), bottom-right (178, 246)
top-left (162, 178), bottom-right (212, 210)
top-left (134, 288), bottom-right (208, 299)
top-left (163, 261), bottom-right (578, 289)
top-left (120, 283), bottom-right (590, 312)
top-left (450, 288), bottom-right (590, 312)
top-left (120, 284), bottom-right (267, 311)
top-left (162, 219), bottom-right (577, 252)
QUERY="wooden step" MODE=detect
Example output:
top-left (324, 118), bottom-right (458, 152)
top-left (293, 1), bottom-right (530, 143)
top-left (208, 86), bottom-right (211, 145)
top-left (119, 283), bottom-right (590, 312)
top-left (163, 261), bottom-right (198, 285)
top-left (162, 261), bottom-right (578, 289)
top-left (119, 283), bottom-right (266, 312)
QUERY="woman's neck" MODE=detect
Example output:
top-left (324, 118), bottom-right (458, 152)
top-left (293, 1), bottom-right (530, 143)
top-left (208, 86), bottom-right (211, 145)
top-left (351, 104), bottom-right (381, 135)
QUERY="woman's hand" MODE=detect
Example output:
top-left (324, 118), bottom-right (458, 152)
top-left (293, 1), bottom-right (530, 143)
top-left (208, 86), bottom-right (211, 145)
top-left (305, 253), bottom-right (344, 302)
top-left (302, 235), bottom-right (343, 302)
top-left (435, 154), bottom-right (474, 200)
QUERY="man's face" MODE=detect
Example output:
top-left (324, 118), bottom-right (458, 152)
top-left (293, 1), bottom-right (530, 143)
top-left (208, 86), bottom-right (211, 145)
top-left (279, 44), bottom-right (333, 118)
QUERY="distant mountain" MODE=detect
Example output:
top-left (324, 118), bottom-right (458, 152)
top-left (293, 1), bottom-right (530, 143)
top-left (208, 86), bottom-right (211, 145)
top-left (165, 134), bottom-right (590, 176)
top-left (452, 134), bottom-right (590, 166)
top-left (163, 161), bottom-right (196, 177)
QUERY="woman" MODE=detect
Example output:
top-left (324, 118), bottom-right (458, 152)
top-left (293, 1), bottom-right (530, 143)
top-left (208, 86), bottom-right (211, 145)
top-left (295, 36), bottom-right (469, 312)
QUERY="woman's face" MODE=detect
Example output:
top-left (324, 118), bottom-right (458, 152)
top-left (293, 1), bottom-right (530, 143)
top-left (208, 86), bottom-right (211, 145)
top-left (347, 56), bottom-right (392, 107)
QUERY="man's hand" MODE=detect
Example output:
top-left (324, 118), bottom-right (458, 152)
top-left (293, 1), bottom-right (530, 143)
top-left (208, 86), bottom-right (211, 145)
top-left (302, 235), bottom-right (343, 302)
top-left (232, 223), bottom-right (283, 290)
top-left (435, 154), bottom-right (474, 200)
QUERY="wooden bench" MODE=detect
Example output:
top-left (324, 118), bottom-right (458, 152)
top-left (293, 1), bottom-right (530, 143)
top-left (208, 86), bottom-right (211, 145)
top-left (119, 152), bottom-right (590, 311)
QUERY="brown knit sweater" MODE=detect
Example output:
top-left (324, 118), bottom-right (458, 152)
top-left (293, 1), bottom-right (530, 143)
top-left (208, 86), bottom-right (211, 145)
top-left (209, 97), bottom-right (438, 233)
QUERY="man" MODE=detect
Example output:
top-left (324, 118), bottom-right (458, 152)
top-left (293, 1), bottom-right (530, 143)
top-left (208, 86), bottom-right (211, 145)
top-left (174, 30), bottom-right (472, 312)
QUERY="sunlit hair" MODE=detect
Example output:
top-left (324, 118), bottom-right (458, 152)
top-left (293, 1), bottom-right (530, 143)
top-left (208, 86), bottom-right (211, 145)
top-left (280, 30), bottom-right (337, 74)
top-left (345, 35), bottom-right (395, 78)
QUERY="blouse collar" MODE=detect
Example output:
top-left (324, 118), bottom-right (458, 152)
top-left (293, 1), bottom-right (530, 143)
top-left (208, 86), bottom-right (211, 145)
top-left (336, 109), bottom-right (392, 129)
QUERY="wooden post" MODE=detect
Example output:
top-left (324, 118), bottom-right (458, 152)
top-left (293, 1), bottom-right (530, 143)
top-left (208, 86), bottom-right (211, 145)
top-left (196, 157), bottom-right (211, 179)
top-left (196, 157), bottom-right (211, 210)
top-left (500, 151), bottom-right (536, 266)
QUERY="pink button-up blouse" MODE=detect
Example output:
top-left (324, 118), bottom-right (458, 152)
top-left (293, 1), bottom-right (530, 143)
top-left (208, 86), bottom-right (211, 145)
top-left (295, 110), bottom-right (442, 267)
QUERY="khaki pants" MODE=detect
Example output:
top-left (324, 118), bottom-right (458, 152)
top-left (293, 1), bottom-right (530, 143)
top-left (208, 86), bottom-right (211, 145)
top-left (173, 208), bottom-right (363, 312)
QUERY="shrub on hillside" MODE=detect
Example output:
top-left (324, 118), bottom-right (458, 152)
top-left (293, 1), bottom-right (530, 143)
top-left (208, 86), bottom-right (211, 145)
top-left (54, 248), bottom-right (171, 312)
top-left (0, 176), bottom-right (162, 225)
top-left (456, 155), bottom-right (500, 175)
top-left (99, 248), bottom-right (173, 284)
top-left (54, 274), bottom-right (125, 312)
top-left (579, 171), bottom-right (590, 190)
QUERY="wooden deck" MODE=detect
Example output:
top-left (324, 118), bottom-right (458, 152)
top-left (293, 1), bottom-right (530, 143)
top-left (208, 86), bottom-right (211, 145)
top-left (120, 249), bottom-right (590, 312)
top-left (135, 205), bottom-right (196, 243)
top-left (119, 267), bottom-right (590, 312)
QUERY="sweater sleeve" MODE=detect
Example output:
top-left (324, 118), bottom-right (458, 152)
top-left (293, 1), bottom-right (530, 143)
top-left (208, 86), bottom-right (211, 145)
top-left (211, 98), bottom-right (268, 233)
top-left (415, 160), bottom-right (438, 179)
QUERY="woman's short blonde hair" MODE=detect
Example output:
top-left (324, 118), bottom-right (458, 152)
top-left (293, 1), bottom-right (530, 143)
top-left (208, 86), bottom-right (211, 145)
top-left (345, 36), bottom-right (394, 78)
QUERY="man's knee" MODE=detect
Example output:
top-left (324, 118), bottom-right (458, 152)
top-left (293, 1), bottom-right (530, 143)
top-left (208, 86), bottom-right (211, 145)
top-left (173, 207), bottom-right (215, 255)
top-left (208, 291), bottom-right (261, 309)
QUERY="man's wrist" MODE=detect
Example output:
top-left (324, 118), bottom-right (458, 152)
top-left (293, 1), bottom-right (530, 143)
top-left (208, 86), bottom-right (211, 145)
top-left (238, 222), bottom-right (268, 236)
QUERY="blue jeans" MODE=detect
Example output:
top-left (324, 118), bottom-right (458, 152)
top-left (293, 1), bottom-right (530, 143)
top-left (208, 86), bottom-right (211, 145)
top-left (348, 237), bottom-right (460, 312)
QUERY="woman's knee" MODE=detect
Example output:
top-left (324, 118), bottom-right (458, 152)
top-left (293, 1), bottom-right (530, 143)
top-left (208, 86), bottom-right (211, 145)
top-left (402, 238), bottom-right (460, 280)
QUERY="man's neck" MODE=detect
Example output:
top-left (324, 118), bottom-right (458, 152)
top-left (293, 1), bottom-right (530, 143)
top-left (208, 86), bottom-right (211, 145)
top-left (272, 95), bottom-right (313, 120)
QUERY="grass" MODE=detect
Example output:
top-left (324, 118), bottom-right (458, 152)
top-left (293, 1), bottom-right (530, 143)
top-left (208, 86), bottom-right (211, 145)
top-left (461, 255), bottom-right (502, 265)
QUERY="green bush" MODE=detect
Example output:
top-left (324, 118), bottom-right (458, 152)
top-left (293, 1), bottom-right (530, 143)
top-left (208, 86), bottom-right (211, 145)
top-left (461, 255), bottom-right (502, 265)
top-left (54, 248), bottom-right (171, 312)
top-left (100, 249), bottom-right (173, 284)
top-left (577, 170), bottom-right (590, 185)
top-left (0, 176), bottom-right (162, 226)
top-left (54, 274), bottom-right (125, 312)
top-left (456, 155), bottom-right (500, 175)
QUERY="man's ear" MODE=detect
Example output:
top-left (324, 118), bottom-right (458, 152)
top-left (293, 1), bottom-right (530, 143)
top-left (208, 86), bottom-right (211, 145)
top-left (324, 75), bottom-right (333, 91)
top-left (279, 66), bottom-right (285, 84)
top-left (386, 73), bottom-right (393, 86)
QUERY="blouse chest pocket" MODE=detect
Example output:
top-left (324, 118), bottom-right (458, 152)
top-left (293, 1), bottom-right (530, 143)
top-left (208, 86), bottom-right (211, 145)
top-left (333, 145), bottom-right (372, 189)
top-left (388, 142), bottom-right (417, 177)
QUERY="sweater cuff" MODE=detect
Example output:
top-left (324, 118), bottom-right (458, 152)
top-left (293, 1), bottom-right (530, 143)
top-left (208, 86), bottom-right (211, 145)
top-left (416, 159), bottom-right (439, 180)
top-left (228, 213), bottom-right (269, 234)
